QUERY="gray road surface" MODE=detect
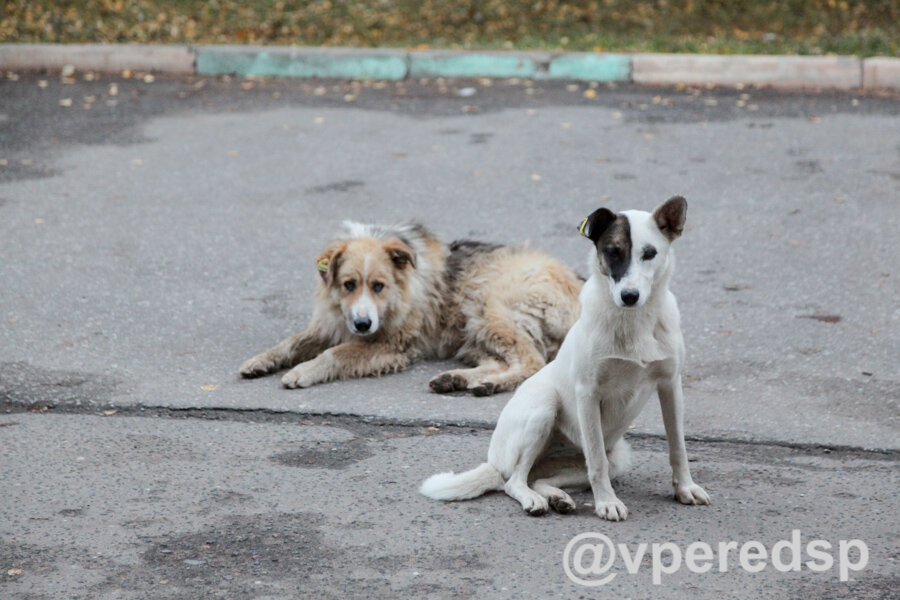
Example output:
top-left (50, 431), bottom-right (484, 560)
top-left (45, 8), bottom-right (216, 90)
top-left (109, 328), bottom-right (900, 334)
top-left (1, 73), bottom-right (898, 598)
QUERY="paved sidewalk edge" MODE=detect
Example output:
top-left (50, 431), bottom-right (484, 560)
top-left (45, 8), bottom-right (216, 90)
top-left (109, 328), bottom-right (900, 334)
top-left (1, 42), bottom-right (898, 89)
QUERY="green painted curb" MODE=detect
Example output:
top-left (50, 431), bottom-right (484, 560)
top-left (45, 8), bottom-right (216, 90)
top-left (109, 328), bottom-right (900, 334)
top-left (409, 53), bottom-right (539, 79)
top-left (545, 53), bottom-right (631, 81)
top-left (196, 48), bottom-right (408, 80)
top-left (195, 47), bottom-right (633, 82)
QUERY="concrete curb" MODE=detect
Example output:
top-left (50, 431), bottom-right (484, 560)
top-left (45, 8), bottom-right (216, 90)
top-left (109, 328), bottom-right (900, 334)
top-left (1, 43), bottom-right (898, 90)
top-left (862, 57), bottom-right (900, 90)
top-left (0, 43), bottom-right (194, 74)
top-left (633, 53), bottom-right (861, 89)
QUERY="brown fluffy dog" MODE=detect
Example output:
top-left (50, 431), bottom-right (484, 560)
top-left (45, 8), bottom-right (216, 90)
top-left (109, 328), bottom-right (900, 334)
top-left (240, 222), bottom-right (583, 395)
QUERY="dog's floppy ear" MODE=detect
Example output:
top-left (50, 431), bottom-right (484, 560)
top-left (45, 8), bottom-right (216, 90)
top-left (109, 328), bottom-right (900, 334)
top-left (579, 208), bottom-right (617, 243)
top-left (384, 239), bottom-right (416, 270)
top-left (653, 195), bottom-right (688, 241)
top-left (315, 241), bottom-right (347, 285)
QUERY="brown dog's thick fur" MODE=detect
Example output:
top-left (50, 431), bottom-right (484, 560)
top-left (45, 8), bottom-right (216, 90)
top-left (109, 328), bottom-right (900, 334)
top-left (240, 222), bottom-right (583, 395)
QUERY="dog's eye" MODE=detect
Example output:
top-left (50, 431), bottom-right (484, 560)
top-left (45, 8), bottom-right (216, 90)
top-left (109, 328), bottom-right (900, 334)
top-left (371, 281), bottom-right (384, 293)
top-left (642, 246), bottom-right (657, 261)
top-left (604, 247), bottom-right (622, 260)
top-left (343, 280), bottom-right (356, 292)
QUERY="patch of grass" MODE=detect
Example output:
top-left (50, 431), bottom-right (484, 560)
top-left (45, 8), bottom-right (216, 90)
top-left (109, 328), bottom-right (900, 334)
top-left (2, 1), bottom-right (898, 57)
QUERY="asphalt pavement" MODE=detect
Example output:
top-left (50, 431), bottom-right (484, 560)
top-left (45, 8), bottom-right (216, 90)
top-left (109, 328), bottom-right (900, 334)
top-left (1, 72), bottom-right (898, 599)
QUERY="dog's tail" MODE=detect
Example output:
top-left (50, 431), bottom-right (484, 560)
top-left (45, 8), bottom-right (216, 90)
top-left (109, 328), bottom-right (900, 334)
top-left (419, 463), bottom-right (505, 501)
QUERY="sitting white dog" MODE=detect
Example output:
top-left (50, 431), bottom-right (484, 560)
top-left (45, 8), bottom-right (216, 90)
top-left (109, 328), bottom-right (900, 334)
top-left (420, 196), bottom-right (710, 520)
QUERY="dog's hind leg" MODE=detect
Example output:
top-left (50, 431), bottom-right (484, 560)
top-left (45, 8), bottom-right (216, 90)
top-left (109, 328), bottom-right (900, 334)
top-left (532, 467), bottom-right (588, 514)
top-left (465, 307), bottom-right (547, 395)
top-left (490, 381), bottom-right (559, 516)
top-left (240, 326), bottom-right (330, 378)
top-left (429, 358), bottom-right (508, 394)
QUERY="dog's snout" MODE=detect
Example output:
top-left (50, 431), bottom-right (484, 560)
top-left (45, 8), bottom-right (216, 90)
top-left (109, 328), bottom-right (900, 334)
top-left (354, 317), bottom-right (372, 332)
top-left (621, 289), bottom-right (640, 306)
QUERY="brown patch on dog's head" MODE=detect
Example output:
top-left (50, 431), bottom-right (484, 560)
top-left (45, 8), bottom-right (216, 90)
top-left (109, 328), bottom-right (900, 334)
top-left (653, 195), bottom-right (687, 241)
top-left (581, 208), bottom-right (632, 282)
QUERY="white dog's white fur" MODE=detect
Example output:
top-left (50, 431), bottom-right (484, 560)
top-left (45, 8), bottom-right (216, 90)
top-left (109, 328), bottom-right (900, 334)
top-left (420, 197), bottom-right (710, 520)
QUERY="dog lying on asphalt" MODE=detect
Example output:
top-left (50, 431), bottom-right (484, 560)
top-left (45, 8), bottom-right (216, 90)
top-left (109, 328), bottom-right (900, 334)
top-left (420, 196), bottom-right (710, 519)
top-left (240, 222), bottom-right (583, 395)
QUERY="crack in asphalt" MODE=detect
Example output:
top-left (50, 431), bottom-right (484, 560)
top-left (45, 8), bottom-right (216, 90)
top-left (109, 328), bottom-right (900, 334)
top-left (2, 401), bottom-right (897, 458)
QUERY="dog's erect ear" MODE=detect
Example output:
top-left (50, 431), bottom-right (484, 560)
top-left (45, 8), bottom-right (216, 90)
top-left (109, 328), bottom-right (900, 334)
top-left (384, 239), bottom-right (417, 270)
top-left (653, 195), bottom-right (688, 241)
top-left (579, 208), bottom-right (617, 243)
top-left (315, 241), bottom-right (347, 284)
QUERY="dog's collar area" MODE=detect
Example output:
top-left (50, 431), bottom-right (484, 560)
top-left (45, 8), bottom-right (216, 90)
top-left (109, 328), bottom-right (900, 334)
top-left (317, 258), bottom-right (330, 272)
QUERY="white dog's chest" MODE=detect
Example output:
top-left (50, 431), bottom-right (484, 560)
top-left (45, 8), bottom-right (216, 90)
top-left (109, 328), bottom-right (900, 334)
top-left (591, 359), bottom-right (667, 437)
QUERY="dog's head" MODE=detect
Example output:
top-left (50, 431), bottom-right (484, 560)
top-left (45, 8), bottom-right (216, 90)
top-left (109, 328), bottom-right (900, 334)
top-left (315, 236), bottom-right (416, 336)
top-left (579, 196), bottom-right (687, 309)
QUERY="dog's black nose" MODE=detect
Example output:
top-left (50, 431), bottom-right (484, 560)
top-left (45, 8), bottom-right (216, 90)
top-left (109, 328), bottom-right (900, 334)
top-left (621, 290), bottom-right (640, 306)
top-left (354, 317), bottom-right (372, 332)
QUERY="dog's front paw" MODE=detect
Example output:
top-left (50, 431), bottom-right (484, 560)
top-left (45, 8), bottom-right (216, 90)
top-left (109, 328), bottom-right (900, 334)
top-left (595, 498), bottom-right (628, 521)
top-left (281, 364), bottom-right (317, 389)
top-left (675, 483), bottom-right (710, 505)
top-left (240, 353), bottom-right (278, 378)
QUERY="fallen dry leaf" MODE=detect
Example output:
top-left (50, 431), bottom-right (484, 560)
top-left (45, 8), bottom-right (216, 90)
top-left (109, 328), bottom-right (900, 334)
top-left (200, 384), bottom-right (218, 391)
top-left (7, 568), bottom-right (24, 576)
top-left (797, 314), bottom-right (841, 323)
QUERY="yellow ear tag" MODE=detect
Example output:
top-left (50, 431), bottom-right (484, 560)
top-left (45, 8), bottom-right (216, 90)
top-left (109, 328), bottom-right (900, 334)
top-left (578, 217), bottom-right (590, 237)
top-left (317, 258), bottom-right (330, 272)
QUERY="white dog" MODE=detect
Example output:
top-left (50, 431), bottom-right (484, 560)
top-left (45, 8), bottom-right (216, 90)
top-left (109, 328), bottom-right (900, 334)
top-left (420, 196), bottom-right (710, 520)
